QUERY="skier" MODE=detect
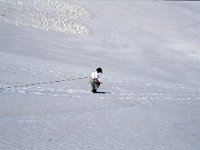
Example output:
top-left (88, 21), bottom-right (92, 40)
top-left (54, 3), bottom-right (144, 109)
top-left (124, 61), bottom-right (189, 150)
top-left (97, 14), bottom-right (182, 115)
top-left (90, 67), bottom-right (103, 93)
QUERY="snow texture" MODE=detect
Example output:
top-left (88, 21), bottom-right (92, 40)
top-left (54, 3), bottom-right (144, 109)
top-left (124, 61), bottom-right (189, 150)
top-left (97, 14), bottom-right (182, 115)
top-left (0, 0), bottom-right (200, 150)
top-left (0, 0), bottom-right (91, 34)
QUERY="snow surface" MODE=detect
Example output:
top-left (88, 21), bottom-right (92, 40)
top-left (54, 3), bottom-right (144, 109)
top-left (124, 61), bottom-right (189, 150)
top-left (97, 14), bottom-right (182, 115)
top-left (0, 0), bottom-right (91, 34)
top-left (1, 0), bottom-right (200, 150)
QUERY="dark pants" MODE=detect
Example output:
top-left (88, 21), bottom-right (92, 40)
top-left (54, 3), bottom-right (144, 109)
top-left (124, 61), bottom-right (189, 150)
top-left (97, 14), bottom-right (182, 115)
top-left (90, 77), bottom-right (100, 92)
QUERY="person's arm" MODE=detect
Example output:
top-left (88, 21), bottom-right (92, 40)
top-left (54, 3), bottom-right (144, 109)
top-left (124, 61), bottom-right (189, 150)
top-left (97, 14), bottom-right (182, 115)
top-left (97, 73), bottom-right (102, 84)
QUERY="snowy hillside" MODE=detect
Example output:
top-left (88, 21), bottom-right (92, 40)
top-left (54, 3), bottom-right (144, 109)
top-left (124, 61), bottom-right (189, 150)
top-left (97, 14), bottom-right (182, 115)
top-left (1, 0), bottom-right (200, 150)
top-left (0, 0), bottom-right (91, 34)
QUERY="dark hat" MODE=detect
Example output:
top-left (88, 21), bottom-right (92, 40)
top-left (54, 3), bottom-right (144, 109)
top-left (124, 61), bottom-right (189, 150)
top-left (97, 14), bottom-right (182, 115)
top-left (96, 67), bottom-right (103, 73)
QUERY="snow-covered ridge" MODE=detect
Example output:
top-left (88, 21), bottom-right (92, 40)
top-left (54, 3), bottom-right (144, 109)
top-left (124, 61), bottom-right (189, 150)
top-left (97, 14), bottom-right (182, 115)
top-left (0, 0), bottom-right (91, 34)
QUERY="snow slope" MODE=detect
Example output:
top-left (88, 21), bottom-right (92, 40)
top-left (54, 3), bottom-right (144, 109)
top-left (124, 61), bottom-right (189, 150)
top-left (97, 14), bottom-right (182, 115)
top-left (0, 0), bottom-right (200, 150)
top-left (0, 0), bottom-right (91, 34)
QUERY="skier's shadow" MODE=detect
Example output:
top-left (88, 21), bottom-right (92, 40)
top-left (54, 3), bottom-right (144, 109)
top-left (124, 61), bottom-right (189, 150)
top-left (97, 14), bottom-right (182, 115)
top-left (96, 91), bottom-right (111, 94)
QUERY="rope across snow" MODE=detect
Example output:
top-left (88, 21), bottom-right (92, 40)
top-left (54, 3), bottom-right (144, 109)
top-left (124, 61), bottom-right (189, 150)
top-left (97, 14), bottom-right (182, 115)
top-left (0, 76), bottom-right (89, 90)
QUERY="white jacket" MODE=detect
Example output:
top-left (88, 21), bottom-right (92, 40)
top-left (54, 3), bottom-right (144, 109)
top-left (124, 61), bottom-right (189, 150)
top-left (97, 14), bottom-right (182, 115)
top-left (91, 71), bottom-right (100, 80)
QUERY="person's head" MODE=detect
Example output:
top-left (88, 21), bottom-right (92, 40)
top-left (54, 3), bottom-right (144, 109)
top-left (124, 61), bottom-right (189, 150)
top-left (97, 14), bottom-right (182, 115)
top-left (96, 67), bottom-right (103, 73)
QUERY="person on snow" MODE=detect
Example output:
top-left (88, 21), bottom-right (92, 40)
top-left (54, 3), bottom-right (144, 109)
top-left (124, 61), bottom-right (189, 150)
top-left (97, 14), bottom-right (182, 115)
top-left (90, 67), bottom-right (103, 93)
